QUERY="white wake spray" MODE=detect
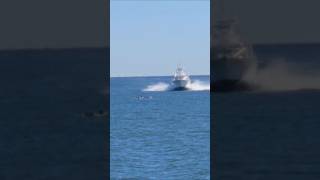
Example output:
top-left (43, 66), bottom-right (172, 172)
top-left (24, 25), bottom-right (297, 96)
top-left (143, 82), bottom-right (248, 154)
top-left (244, 59), bottom-right (320, 91)
top-left (143, 82), bottom-right (170, 91)
top-left (143, 80), bottom-right (210, 92)
top-left (186, 80), bottom-right (210, 91)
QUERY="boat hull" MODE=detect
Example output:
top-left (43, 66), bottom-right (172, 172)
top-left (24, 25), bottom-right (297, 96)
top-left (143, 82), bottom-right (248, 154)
top-left (212, 58), bottom-right (256, 92)
top-left (172, 79), bottom-right (189, 90)
top-left (171, 86), bottom-right (189, 91)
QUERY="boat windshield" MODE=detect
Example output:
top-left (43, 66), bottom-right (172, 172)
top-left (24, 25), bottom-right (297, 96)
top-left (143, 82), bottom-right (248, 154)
top-left (173, 68), bottom-right (189, 80)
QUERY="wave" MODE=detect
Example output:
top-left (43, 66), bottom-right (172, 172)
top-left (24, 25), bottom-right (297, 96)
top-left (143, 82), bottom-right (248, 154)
top-left (244, 59), bottom-right (320, 91)
top-left (143, 82), bottom-right (170, 91)
top-left (186, 80), bottom-right (210, 91)
top-left (143, 80), bottom-right (210, 92)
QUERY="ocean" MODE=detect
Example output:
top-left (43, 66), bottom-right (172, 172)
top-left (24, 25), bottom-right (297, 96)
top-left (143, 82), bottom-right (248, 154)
top-left (1, 44), bottom-right (320, 179)
top-left (0, 48), bottom-right (108, 179)
top-left (214, 44), bottom-right (320, 180)
top-left (110, 76), bottom-right (210, 179)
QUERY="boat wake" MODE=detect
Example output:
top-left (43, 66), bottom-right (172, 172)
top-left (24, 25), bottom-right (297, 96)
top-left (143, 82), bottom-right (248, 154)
top-left (143, 82), bottom-right (170, 91)
top-left (244, 59), bottom-right (320, 92)
top-left (186, 80), bottom-right (210, 91)
top-left (143, 80), bottom-right (210, 92)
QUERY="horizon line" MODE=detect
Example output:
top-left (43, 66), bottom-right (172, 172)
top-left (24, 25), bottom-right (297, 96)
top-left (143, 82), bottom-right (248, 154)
top-left (1, 42), bottom-right (320, 51)
top-left (110, 74), bottom-right (209, 78)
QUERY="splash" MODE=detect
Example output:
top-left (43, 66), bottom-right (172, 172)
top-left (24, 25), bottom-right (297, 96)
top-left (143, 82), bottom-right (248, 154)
top-left (143, 80), bottom-right (210, 92)
top-left (244, 59), bottom-right (320, 91)
top-left (186, 80), bottom-right (210, 91)
top-left (143, 82), bottom-right (170, 91)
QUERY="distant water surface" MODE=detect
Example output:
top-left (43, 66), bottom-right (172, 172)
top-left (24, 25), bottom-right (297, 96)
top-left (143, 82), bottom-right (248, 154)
top-left (214, 44), bottom-right (320, 180)
top-left (0, 48), bottom-right (107, 179)
top-left (111, 76), bottom-right (210, 179)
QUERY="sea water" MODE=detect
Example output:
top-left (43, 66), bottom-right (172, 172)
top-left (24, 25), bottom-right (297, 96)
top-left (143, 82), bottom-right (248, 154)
top-left (111, 76), bottom-right (210, 179)
top-left (2, 44), bottom-right (320, 179)
top-left (214, 44), bottom-right (320, 180)
top-left (0, 48), bottom-right (107, 179)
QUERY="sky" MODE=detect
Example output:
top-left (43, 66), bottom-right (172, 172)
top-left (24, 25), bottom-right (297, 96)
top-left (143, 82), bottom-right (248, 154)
top-left (220, 0), bottom-right (320, 45)
top-left (0, 0), bottom-right (319, 51)
top-left (111, 1), bottom-right (210, 77)
top-left (0, 0), bottom-right (106, 49)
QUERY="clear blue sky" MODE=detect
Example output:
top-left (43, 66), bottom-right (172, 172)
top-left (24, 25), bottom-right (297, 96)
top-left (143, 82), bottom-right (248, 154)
top-left (111, 1), bottom-right (210, 77)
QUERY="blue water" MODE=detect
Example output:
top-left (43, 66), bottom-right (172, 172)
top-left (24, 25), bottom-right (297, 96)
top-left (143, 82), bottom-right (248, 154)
top-left (0, 48), bottom-right (108, 179)
top-left (2, 44), bottom-right (320, 179)
top-left (111, 76), bottom-right (210, 179)
top-left (214, 44), bottom-right (320, 180)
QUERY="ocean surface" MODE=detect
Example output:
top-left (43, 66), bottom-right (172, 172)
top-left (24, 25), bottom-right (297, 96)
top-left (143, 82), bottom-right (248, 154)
top-left (0, 48), bottom-right (108, 180)
top-left (1, 44), bottom-right (320, 179)
top-left (111, 76), bottom-right (210, 179)
top-left (214, 44), bottom-right (320, 180)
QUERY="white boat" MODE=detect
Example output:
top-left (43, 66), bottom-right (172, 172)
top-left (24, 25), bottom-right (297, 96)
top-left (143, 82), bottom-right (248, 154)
top-left (172, 66), bottom-right (191, 90)
top-left (212, 1), bottom-right (257, 91)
